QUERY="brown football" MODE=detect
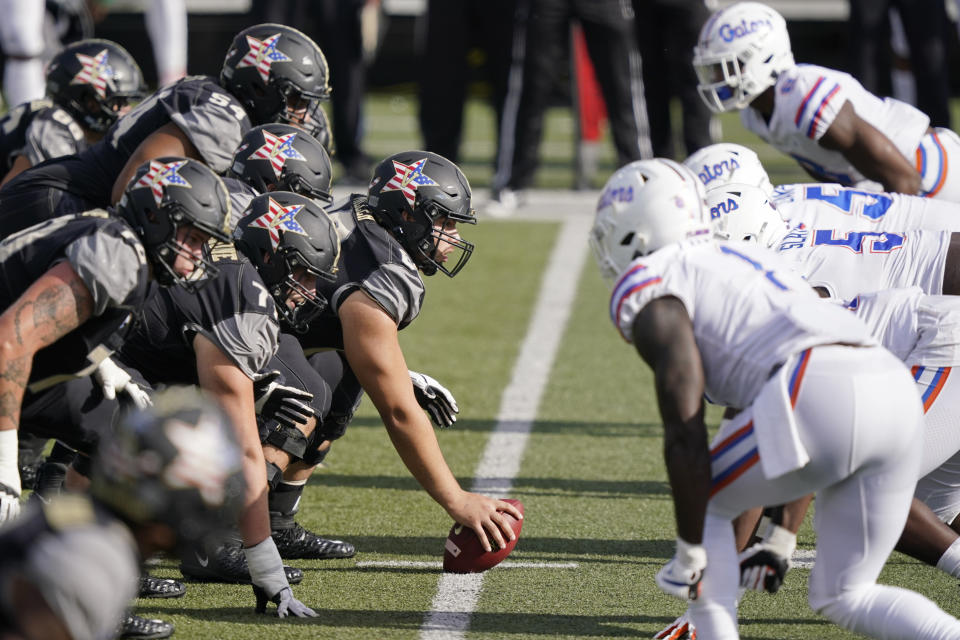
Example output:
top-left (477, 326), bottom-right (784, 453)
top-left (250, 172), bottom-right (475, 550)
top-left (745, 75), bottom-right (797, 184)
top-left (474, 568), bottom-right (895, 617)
top-left (442, 499), bottom-right (524, 573)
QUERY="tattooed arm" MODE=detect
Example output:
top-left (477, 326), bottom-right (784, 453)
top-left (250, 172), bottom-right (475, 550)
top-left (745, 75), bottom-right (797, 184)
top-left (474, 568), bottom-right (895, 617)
top-left (0, 261), bottom-right (94, 431)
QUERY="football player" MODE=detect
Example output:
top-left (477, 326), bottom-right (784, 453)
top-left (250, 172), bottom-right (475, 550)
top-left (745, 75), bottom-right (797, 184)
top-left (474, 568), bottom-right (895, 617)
top-left (112, 192), bottom-right (338, 613)
top-left (224, 123), bottom-right (334, 227)
top-left (280, 151), bottom-right (522, 555)
top-left (0, 39), bottom-right (146, 187)
top-left (693, 2), bottom-right (960, 202)
top-left (0, 23), bottom-right (330, 237)
top-left (0, 157), bottom-right (231, 525)
top-left (592, 157), bottom-right (960, 639)
top-left (0, 387), bottom-right (246, 640)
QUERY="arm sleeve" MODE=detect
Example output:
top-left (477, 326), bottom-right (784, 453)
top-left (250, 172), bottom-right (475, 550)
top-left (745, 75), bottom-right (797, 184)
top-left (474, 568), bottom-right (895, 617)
top-left (783, 72), bottom-right (847, 142)
top-left (359, 262), bottom-right (425, 327)
top-left (609, 257), bottom-right (691, 343)
top-left (63, 230), bottom-right (145, 315)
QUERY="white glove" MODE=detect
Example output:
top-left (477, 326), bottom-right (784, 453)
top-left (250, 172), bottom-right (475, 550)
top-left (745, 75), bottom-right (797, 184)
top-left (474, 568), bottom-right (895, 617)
top-left (0, 430), bottom-right (20, 522)
top-left (653, 612), bottom-right (696, 639)
top-left (245, 537), bottom-right (317, 618)
top-left (253, 371), bottom-right (316, 429)
top-left (655, 538), bottom-right (707, 601)
top-left (739, 524), bottom-right (795, 594)
top-left (409, 370), bottom-right (459, 428)
top-left (94, 357), bottom-right (152, 409)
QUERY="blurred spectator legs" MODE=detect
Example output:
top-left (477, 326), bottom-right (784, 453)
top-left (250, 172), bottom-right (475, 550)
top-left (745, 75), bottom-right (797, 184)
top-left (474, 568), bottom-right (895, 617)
top-left (0, 0), bottom-right (46, 106)
top-left (145, 0), bottom-right (188, 87)
top-left (633, 0), bottom-right (714, 159)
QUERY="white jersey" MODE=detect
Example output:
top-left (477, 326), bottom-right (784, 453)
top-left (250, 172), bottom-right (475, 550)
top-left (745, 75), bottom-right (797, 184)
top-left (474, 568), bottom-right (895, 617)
top-left (848, 287), bottom-right (960, 368)
top-left (775, 227), bottom-right (951, 300)
top-left (741, 64), bottom-right (929, 187)
top-left (609, 237), bottom-right (874, 409)
top-left (772, 183), bottom-right (960, 232)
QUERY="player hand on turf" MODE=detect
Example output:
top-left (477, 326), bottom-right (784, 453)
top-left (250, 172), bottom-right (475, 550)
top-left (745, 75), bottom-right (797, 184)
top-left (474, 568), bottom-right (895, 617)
top-left (253, 370), bottom-right (316, 428)
top-left (739, 524), bottom-right (795, 594)
top-left (409, 370), bottom-right (459, 428)
top-left (0, 482), bottom-right (19, 522)
top-left (653, 612), bottom-right (697, 640)
top-left (95, 357), bottom-right (152, 409)
top-left (253, 585), bottom-right (318, 618)
top-left (656, 538), bottom-right (706, 601)
top-left (447, 492), bottom-right (523, 552)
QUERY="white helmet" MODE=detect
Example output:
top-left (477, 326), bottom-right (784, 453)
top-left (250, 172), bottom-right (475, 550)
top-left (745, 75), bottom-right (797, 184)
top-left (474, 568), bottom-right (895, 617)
top-left (693, 2), bottom-right (794, 113)
top-left (590, 158), bottom-right (710, 282)
top-left (708, 182), bottom-right (788, 248)
top-left (684, 143), bottom-right (774, 196)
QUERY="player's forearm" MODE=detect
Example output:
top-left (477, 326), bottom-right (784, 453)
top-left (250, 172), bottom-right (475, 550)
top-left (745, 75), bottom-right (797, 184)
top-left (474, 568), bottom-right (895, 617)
top-left (382, 407), bottom-right (464, 508)
top-left (849, 137), bottom-right (921, 195)
top-left (0, 347), bottom-right (30, 431)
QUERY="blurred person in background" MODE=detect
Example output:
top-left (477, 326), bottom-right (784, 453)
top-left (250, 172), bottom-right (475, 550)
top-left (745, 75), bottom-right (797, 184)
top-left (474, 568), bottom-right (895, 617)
top-left (417, 0), bottom-right (516, 165)
top-left (487, 0), bottom-right (652, 217)
top-left (847, 0), bottom-right (952, 129)
top-left (0, 0), bottom-right (46, 106)
top-left (634, 0), bottom-right (715, 160)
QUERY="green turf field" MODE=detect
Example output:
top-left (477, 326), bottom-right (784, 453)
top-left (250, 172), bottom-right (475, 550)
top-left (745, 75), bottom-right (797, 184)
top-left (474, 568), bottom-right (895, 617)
top-left (135, 93), bottom-right (960, 638)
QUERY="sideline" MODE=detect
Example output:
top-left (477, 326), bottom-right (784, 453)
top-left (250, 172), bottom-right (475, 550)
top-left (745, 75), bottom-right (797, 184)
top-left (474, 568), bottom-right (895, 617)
top-left (418, 214), bottom-right (593, 640)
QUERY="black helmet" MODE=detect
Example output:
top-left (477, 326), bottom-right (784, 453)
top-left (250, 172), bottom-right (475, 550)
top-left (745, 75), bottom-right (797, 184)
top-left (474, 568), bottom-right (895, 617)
top-left (45, 38), bottom-right (146, 133)
top-left (228, 124), bottom-right (333, 203)
top-left (89, 386), bottom-right (246, 546)
top-left (234, 192), bottom-right (340, 330)
top-left (220, 23), bottom-right (330, 138)
top-left (116, 157), bottom-right (233, 290)
top-left (367, 151), bottom-right (477, 277)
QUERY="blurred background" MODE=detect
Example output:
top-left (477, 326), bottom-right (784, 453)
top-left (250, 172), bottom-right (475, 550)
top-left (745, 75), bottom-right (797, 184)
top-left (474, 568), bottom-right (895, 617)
top-left (3, 0), bottom-right (959, 193)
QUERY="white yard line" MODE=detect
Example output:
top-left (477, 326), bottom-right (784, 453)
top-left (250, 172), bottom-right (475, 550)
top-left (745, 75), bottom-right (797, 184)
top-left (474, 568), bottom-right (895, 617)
top-left (419, 215), bottom-right (593, 640)
top-left (357, 561), bottom-right (579, 570)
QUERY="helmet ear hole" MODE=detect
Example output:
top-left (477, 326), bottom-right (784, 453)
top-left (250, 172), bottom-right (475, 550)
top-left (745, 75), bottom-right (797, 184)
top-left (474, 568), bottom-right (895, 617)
top-left (620, 232), bottom-right (635, 246)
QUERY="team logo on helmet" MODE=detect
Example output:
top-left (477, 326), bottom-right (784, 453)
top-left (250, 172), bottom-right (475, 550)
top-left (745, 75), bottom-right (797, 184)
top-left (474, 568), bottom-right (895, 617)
top-left (134, 159), bottom-right (192, 206)
top-left (380, 158), bottom-right (438, 206)
top-left (251, 130), bottom-right (306, 180)
top-left (164, 415), bottom-right (233, 506)
top-left (248, 196), bottom-right (308, 249)
top-left (72, 48), bottom-right (113, 98)
top-left (236, 33), bottom-right (291, 83)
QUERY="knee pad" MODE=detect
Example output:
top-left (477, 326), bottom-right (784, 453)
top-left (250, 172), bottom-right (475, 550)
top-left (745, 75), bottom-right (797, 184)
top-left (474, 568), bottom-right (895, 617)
top-left (318, 411), bottom-right (351, 442)
top-left (302, 432), bottom-right (331, 467)
top-left (265, 461), bottom-right (283, 490)
top-left (264, 423), bottom-right (309, 461)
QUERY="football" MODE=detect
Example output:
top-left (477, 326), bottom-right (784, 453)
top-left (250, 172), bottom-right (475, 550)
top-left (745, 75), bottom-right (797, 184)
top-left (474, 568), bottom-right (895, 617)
top-left (442, 498), bottom-right (525, 573)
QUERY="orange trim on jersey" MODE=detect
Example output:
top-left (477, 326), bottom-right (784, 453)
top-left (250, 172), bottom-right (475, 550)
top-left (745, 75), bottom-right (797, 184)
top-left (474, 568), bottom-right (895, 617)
top-left (709, 450), bottom-right (760, 498)
top-left (710, 421), bottom-right (754, 458)
top-left (922, 366), bottom-right (951, 412)
top-left (927, 131), bottom-right (948, 198)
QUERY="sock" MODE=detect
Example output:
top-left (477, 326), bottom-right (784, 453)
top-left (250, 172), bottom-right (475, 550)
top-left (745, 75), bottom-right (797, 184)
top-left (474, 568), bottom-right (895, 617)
top-left (269, 480), bottom-right (306, 531)
top-left (936, 537), bottom-right (960, 577)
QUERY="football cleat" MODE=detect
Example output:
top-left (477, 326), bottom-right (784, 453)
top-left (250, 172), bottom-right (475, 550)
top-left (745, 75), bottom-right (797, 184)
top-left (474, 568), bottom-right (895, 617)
top-left (179, 541), bottom-right (303, 584)
top-left (272, 523), bottom-right (356, 560)
top-left (117, 613), bottom-right (173, 640)
top-left (138, 574), bottom-right (186, 599)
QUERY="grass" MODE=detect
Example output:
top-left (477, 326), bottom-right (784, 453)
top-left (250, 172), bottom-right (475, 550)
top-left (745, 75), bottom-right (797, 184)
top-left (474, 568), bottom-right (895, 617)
top-left (127, 92), bottom-right (960, 637)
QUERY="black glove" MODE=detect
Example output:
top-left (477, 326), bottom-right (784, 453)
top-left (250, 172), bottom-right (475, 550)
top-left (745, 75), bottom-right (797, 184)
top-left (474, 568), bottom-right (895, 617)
top-left (738, 524), bottom-right (795, 594)
top-left (409, 370), bottom-right (459, 428)
top-left (253, 371), bottom-right (315, 429)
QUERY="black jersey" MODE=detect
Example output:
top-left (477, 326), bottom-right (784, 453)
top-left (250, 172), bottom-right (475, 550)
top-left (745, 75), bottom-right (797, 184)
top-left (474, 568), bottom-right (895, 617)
top-left (117, 242), bottom-right (279, 385)
top-left (222, 176), bottom-right (258, 230)
top-left (0, 211), bottom-right (150, 390)
top-left (298, 195), bottom-right (425, 352)
top-left (0, 76), bottom-right (251, 214)
top-left (0, 99), bottom-right (87, 175)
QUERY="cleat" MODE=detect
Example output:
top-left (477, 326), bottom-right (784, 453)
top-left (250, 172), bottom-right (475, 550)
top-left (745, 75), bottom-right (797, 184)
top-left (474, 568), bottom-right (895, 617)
top-left (138, 575), bottom-right (186, 599)
top-left (273, 522), bottom-right (356, 560)
top-left (117, 613), bottom-right (173, 639)
top-left (179, 540), bottom-right (302, 584)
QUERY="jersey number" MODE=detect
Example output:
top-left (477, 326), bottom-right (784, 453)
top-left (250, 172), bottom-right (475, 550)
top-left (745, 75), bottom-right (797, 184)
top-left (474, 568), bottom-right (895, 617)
top-left (804, 185), bottom-right (894, 221)
top-left (209, 92), bottom-right (248, 121)
top-left (812, 229), bottom-right (905, 253)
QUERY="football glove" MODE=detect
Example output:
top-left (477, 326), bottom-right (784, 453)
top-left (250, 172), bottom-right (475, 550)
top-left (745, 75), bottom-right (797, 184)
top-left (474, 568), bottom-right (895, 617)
top-left (653, 612), bottom-right (697, 640)
top-left (0, 482), bottom-right (19, 522)
top-left (94, 357), bottom-right (152, 409)
top-left (245, 537), bottom-right (317, 618)
top-left (409, 370), bottom-right (459, 428)
top-left (253, 370), bottom-right (316, 429)
top-left (738, 524), bottom-right (795, 594)
top-left (656, 538), bottom-right (707, 601)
